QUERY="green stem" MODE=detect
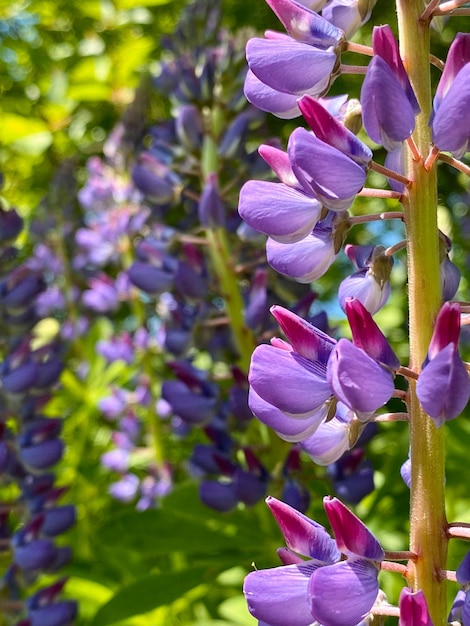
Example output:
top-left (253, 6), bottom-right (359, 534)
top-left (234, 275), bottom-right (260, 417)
top-left (206, 227), bottom-right (255, 372)
top-left (396, 2), bottom-right (448, 623)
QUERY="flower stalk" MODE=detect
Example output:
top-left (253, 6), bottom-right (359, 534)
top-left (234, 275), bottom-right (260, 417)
top-left (396, 0), bottom-right (448, 622)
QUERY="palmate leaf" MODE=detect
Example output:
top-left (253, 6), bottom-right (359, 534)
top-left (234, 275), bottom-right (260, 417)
top-left (90, 567), bottom-right (208, 626)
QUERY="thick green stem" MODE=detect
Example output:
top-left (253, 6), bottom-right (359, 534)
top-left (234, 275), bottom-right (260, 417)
top-left (396, 2), bottom-right (448, 623)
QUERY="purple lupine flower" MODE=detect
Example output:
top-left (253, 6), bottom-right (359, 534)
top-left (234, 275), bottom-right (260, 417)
top-left (24, 578), bottom-right (77, 626)
top-left (344, 297), bottom-right (400, 372)
top-left (439, 233), bottom-right (460, 301)
top-left (338, 245), bottom-right (393, 314)
top-left (175, 104), bottom-right (204, 151)
top-left (298, 94), bottom-right (373, 166)
top-left (266, 213), bottom-right (338, 283)
top-left (398, 588), bottom-right (433, 626)
top-left (432, 33), bottom-right (470, 117)
top-left (244, 0), bottom-right (344, 117)
top-left (288, 126), bottom-right (368, 211)
top-left (248, 305), bottom-right (335, 431)
top-left (244, 268), bottom-right (269, 330)
top-left (322, 0), bottom-right (376, 38)
top-left (450, 552), bottom-right (470, 626)
top-left (327, 448), bottom-right (374, 504)
top-left (361, 26), bottom-right (419, 151)
top-left (0, 206), bottom-right (23, 242)
top-left (431, 63), bottom-right (470, 159)
top-left (401, 456), bottom-right (411, 488)
top-left (244, 496), bottom-right (383, 626)
top-left (416, 302), bottom-right (470, 427)
top-left (198, 173), bottom-right (226, 228)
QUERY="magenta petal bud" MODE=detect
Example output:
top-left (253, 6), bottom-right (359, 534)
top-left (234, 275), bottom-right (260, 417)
top-left (398, 588), bottom-right (433, 626)
top-left (308, 558), bottom-right (379, 626)
top-left (345, 298), bottom-right (400, 371)
top-left (270, 305), bottom-right (336, 362)
top-left (298, 95), bottom-right (372, 165)
top-left (258, 144), bottom-right (299, 187)
top-left (323, 496), bottom-right (384, 560)
top-left (327, 338), bottom-right (394, 417)
top-left (244, 560), bottom-right (322, 626)
top-left (427, 301), bottom-right (461, 359)
top-left (266, 496), bottom-right (341, 562)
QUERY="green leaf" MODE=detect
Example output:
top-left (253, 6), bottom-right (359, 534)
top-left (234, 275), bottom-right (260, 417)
top-left (91, 567), bottom-right (208, 626)
top-left (115, 0), bottom-right (172, 7)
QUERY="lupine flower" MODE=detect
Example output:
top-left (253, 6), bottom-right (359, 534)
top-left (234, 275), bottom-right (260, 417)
top-left (361, 25), bottom-right (419, 151)
top-left (431, 63), bottom-right (470, 159)
top-left (432, 32), bottom-right (470, 117)
top-left (399, 587), bottom-right (434, 626)
top-left (449, 550), bottom-right (470, 626)
top-left (327, 447), bottom-right (375, 504)
top-left (416, 301), bottom-right (470, 427)
top-left (244, 0), bottom-right (345, 117)
top-left (322, 0), bottom-right (377, 38)
top-left (288, 126), bottom-right (368, 211)
top-left (439, 232), bottom-right (460, 301)
top-left (244, 496), bottom-right (383, 626)
top-left (338, 245), bottom-right (393, 314)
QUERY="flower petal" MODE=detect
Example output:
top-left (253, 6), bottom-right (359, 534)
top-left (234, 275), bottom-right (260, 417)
top-left (249, 344), bottom-right (332, 416)
top-left (244, 561), bottom-right (320, 626)
top-left (239, 180), bottom-right (322, 243)
top-left (308, 558), bottom-right (379, 626)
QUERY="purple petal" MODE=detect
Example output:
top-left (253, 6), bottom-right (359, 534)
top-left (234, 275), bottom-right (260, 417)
top-left (372, 25), bottom-right (420, 114)
top-left (338, 269), bottom-right (391, 315)
top-left (323, 496), bottom-right (384, 560)
top-left (244, 561), bottom-right (319, 626)
top-left (361, 55), bottom-right (416, 151)
top-left (244, 70), bottom-right (301, 118)
top-left (266, 496), bottom-right (341, 562)
top-left (327, 339), bottom-right (394, 417)
top-left (399, 588), bottom-right (433, 626)
top-left (432, 63), bottom-right (470, 159)
top-left (266, 229), bottom-right (336, 283)
top-left (417, 343), bottom-right (470, 427)
top-left (457, 551), bottom-right (470, 585)
top-left (239, 180), bottom-right (322, 243)
top-left (288, 128), bottom-right (367, 211)
top-left (199, 481), bottom-right (238, 512)
top-left (265, 0), bottom-right (344, 47)
top-left (434, 33), bottom-right (470, 114)
top-left (300, 409), bottom-right (353, 465)
top-left (249, 388), bottom-right (327, 442)
top-left (249, 344), bottom-right (332, 416)
top-left (247, 38), bottom-right (337, 96)
top-left (308, 559), bottom-right (379, 626)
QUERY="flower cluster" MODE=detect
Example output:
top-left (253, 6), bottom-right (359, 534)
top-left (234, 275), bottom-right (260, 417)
top-left (0, 205), bottom-right (76, 625)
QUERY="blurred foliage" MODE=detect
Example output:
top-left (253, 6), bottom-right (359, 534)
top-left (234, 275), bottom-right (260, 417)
top-left (1, 1), bottom-right (470, 625)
